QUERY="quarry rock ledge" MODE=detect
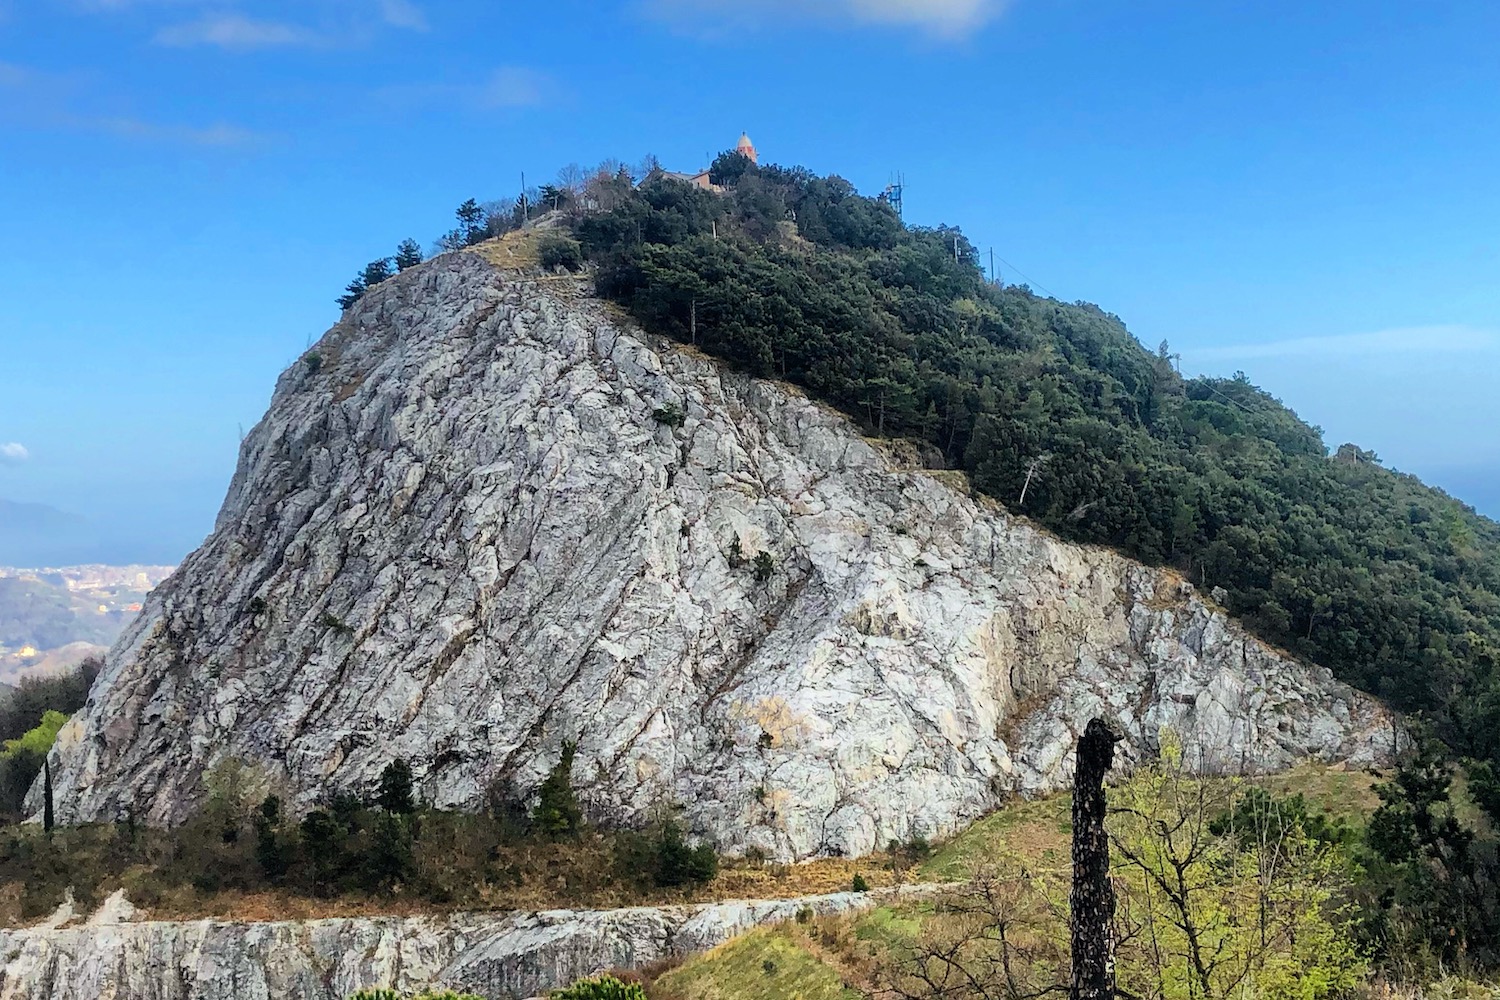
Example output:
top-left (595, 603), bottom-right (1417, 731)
top-left (0, 890), bottom-right (906, 1000)
top-left (42, 250), bottom-right (1392, 860)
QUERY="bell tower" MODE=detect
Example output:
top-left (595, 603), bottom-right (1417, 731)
top-left (736, 132), bottom-right (759, 165)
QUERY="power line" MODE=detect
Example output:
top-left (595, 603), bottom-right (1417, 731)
top-left (989, 250), bottom-right (1057, 300)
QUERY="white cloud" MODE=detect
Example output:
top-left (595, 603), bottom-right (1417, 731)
top-left (379, 67), bottom-right (554, 112)
top-left (0, 443), bottom-right (29, 463)
top-left (377, 0), bottom-right (427, 31)
top-left (1187, 326), bottom-right (1500, 362)
top-left (155, 13), bottom-right (316, 49)
top-left (92, 116), bottom-right (263, 145)
top-left (644, 0), bottom-right (1008, 39)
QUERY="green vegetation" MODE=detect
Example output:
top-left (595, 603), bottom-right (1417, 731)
top-left (0, 744), bottom-right (721, 922)
top-left (346, 990), bottom-right (484, 1000)
top-left (538, 233), bottom-right (585, 272)
top-left (651, 926), bottom-right (861, 1000)
top-left (550, 975), bottom-right (649, 1000)
top-left (0, 657), bottom-right (98, 820)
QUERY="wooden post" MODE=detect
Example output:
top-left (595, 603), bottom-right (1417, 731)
top-left (1071, 718), bottom-right (1122, 1000)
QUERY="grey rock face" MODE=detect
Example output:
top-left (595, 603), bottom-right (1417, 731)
top-left (43, 252), bottom-right (1391, 859)
top-left (0, 890), bottom-right (895, 999)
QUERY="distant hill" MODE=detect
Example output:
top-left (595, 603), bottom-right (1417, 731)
top-left (0, 565), bottom-right (172, 683)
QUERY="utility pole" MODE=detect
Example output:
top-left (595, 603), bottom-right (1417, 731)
top-left (989, 248), bottom-right (996, 284)
top-left (521, 171), bottom-right (528, 224)
top-left (690, 299), bottom-right (698, 345)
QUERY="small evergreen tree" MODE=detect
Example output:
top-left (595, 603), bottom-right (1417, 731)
top-left (456, 199), bottom-right (487, 246)
top-left (300, 809), bottom-right (344, 894)
top-left (337, 275), bottom-right (367, 310)
top-left (361, 257), bottom-right (394, 288)
top-left (394, 238), bottom-right (424, 271)
top-left (377, 759), bottom-right (415, 815)
top-left (538, 235), bottom-right (584, 272)
top-left (364, 812), bottom-right (414, 893)
top-left (653, 819), bottom-right (717, 887)
top-left (255, 795), bottom-right (289, 881)
top-left (531, 742), bottom-right (583, 837)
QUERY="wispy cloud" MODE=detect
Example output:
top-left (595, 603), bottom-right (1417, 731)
top-left (377, 0), bottom-right (427, 31)
top-left (154, 13), bottom-right (316, 49)
top-left (378, 67), bottom-right (555, 112)
top-left (0, 443), bottom-right (29, 464)
top-left (1188, 326), bottom-right (1500, 362)
top-left (90, 116), bottom-right (263, 145)
top-left (0, 60), bottom-right (263, 146)
top-left (643, 0), bottom-right (1008, 40)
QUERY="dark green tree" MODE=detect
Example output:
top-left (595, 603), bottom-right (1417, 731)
top-left (299, 809), bottom-right (344, 894)
top-left (377, 758), bottom-right (415, 815)
top-left (653, 820), bottom-right (718, 887)
top-left (254, 795), bottom-right (290, 881)
top-left (530, 742), bottom-right (583, 837)
top-left (394, 238), bottom-right (423, 270)
top-left (363, 812), bottom-right (414, 893)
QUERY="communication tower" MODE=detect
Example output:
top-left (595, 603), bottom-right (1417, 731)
top-left (880, 173), bottom-right (905, 218)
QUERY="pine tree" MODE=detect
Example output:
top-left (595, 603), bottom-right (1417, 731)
top-left (336, 275), bottom-right (367, 310)
top-left (377, 758), bottom-right (415, 814)
top-left (530, 742), bottom-right (582, 837)
top-left (361, 257), bottom-right (394, 288)
top-left (394, 238), bottom-right (423, 271)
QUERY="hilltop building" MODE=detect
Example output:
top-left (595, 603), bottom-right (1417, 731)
top-left (648, 132), bottom-right (759, 192)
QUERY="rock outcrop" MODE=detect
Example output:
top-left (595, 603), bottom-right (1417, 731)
top-left (43, 251), bottom-right (1391, 859)
top-left (0, 889), bottom-right (898, 1000)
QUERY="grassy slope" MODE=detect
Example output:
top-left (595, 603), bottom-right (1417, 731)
top-left (652, 926), bottom-right (862, 1000)
top-left (650, 764), bottom-right (1384, 997)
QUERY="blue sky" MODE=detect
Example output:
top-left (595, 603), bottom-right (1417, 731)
top-left (1, 0), bottom-right (1497, 564)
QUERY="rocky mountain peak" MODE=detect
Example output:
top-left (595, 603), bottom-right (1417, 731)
top-left (43, 250), bottom-right (1391, 859)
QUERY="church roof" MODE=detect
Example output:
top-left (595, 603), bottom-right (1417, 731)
top-left (737, 132), bottom-right (755, 151)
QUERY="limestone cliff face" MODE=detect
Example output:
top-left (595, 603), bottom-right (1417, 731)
top-left (0, 890), bottom-right (896, 999)
top-left (44, 251), bottom-right (1390, 859)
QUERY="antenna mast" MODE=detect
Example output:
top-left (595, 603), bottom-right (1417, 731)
top-left (881, 172), bottom-right (905, 219)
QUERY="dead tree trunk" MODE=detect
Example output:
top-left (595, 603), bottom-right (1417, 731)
top-left (1071, 718), bottom-right (1122, 1000)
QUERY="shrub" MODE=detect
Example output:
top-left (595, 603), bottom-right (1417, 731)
top-left (550, 974), bottom-right (647, 1000)
top-left (752, 550), bottom-right (775, 583)
top-left (538, 235), bottom-right (585, 272)
top-left (654, 820), bottom-right (718, 887)
top-left (651, 402), bottom-right (685, 428)
top-left (852, 873), bottom-right (870, 892)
